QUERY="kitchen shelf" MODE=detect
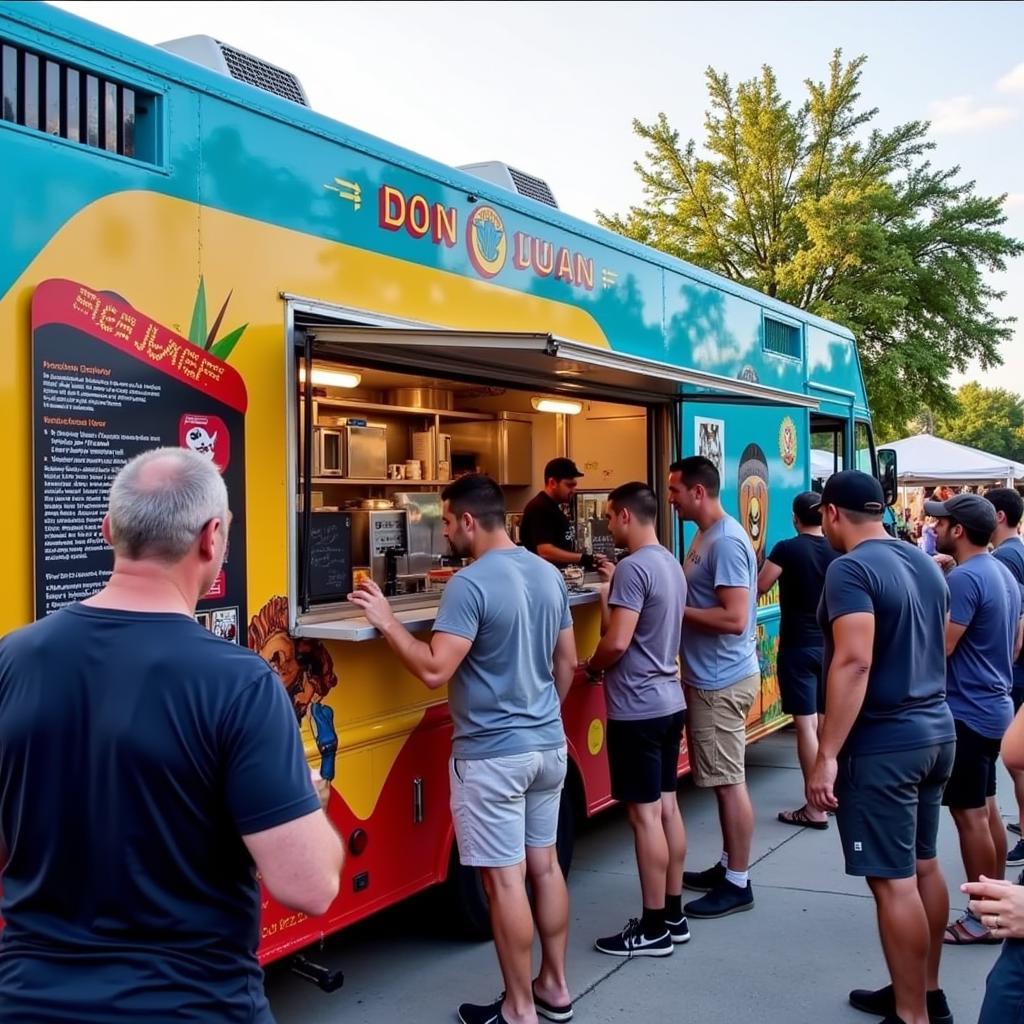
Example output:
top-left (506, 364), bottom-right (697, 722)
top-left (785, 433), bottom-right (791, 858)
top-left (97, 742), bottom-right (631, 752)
top-left (314, 398), bottom-right (493, 421)
top-left (309, 477), bottom-right (453, 486)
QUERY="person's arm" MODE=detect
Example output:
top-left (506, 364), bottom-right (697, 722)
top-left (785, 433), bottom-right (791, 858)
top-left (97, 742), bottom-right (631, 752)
top-left (553, 625), bottom-right (577, 703)
top-left (537, 543), bottom-right (584, 567)
top-left (596, 560), bottom-right (616, 633)
top-left (589, 607), bottom-right (641, 674)
top-left (945, 568), bottom-right (976, 657)
top-left (244, 810), bottom-right (344, 917)
top-left (807, 612), bottom-right (875, 810)
top-left (757, 559), bottom-right (783, 597)
top-left (1015, 615), bottom-right (1024, 661)
top-left (349, 579), bottom-right (473, 689)
top-left (225, 673), bottom-right (344, 917)
top-left (684, 586), bottom-right (750, 635)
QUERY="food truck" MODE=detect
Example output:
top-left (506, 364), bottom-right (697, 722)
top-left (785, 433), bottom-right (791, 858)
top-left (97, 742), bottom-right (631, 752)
top-left (0, 1), bottom-right (895, 976)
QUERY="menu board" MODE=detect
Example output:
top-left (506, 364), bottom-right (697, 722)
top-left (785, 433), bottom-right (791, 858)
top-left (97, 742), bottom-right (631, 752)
top-left (305, 511), bottom-right (353, 604)
top-left (31, 279), bottom-right (248, 637)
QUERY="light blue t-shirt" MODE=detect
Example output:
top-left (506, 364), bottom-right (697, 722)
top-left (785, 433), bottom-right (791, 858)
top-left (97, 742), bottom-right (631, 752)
top-left (947, 553), bottom-right (1020, 739)
top-left (605, 544), bottom-right (687, 721)
top-left (433, 546), bottom-right (570, 759)
top-left (681, 515), bottom-right (759, 690)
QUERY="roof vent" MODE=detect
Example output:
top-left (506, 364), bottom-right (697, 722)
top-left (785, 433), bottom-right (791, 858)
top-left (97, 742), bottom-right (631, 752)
top-left (156, 35), bottom-right (309, 106)
top-left (458, 161), bottom-right (558, 208)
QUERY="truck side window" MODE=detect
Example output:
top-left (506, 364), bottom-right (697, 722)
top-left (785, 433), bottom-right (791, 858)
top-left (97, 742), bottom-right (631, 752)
top-left (855, 421), bottom-right (875, 476)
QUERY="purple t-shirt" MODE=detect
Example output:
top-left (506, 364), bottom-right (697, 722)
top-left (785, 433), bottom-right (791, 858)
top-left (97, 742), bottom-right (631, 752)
top-left (605, 544), bottom-right (687, 721)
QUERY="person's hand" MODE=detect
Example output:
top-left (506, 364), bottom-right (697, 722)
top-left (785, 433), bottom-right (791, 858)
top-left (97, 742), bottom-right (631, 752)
top-left (582, 658), bottom-right (604, 683)
top-left (807, 755), bottom-right (839, 811)
top-left (963, 875), bottom-right (1024, 939)
top-left (347, 579), bottom-right (397, 632)
top-left (932, 553), bottom-right (956, 573)
top-left (597, 559), bottom-right (616, 585)
top-left (310, 767), bottom-right (331, 811)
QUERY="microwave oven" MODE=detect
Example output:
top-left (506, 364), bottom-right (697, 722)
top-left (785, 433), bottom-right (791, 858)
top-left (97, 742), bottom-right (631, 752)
top-left (314, 427), bottom-right (345, 476)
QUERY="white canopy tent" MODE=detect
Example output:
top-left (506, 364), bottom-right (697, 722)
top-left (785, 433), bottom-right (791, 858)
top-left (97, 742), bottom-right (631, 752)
top-left (878, 434), bottom-right (1024, 488)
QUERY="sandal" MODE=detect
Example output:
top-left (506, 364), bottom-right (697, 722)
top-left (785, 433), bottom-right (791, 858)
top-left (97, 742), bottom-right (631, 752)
top-left (777, 806), bottom-right (829, 830)
top-left (943, 916), bottom-right (1002, 945)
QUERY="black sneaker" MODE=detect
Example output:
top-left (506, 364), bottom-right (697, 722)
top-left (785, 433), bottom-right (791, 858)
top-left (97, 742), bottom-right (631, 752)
top-left (682, 862), bottom-right (726, 893)
top-left (849, 983), bottom-right (953, 1024)
top-left (684, 879), bottom-right (754, 919)
top-left (1010, 821), bottom-right (1022, 836)
top-left (458, 999), bottom-right (508, 1024)
top-left (533, 987), bottom-right (574, 1024)
top-left (665, 915), bottom-right (691, 944)
top-left (594, 917), bottom-right (673, 957)
top-left (1009, 839), bottom-right (1024, 867)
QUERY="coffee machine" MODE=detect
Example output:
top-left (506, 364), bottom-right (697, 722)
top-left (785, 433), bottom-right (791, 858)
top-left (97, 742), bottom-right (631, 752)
top-left (349, 508), bottom-right (408, 591)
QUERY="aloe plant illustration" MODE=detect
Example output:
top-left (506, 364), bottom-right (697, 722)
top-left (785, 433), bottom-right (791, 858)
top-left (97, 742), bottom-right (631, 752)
top-left (475, 218), bottom-right (504, 262)
top-left (188, 276), bottom-right (248, 361)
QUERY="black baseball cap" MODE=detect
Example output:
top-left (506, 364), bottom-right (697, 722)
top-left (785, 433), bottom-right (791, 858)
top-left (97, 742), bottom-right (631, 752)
top-left (820, 470), bottom-right (885, 514)
top-left (923, 493), bottom-right (997, 535)
top-left (544, 457), bottom-right (584, 481)
top-left (793, 491), bottom-right (823, 517)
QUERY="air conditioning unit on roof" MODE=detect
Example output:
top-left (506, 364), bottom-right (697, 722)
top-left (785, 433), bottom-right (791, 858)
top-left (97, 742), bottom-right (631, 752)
top-left (458, 161), bottom-right (559, 209)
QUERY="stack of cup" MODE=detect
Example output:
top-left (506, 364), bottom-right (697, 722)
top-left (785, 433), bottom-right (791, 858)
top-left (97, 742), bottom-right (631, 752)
top-left (404, 459), bottom-right (423, 480)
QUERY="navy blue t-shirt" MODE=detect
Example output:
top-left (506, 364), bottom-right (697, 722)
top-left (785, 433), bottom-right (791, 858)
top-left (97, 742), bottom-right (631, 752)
top-left (0, 604), bottom-right (321, 1023)
top-left (993, 536), bottom-right (1024, 689)
top-left (766, 533), bottom-right (839, 648)
top-left (947, 554), bottom-right (1020, 739)
top-left (818, 539), bottom-right (955, 756)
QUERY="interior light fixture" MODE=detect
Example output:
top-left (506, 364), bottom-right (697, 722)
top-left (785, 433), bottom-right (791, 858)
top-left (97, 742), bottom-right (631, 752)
top-left (531, 396), bottom-right (583, 415)
top-left (298, 365), bottom-right (362, 389)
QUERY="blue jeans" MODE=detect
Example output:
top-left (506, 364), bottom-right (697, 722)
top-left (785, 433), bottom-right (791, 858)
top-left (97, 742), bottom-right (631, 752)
top-left (979, 940), bottom-right (1024, 1023)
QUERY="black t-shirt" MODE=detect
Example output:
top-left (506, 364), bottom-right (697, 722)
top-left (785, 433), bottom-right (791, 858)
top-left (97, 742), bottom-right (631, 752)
top-left (766, 533), bottom-right (839, 648)
top-left (817, 539), bottom-right (955, 756)
top-left (0, 604), bottom-right (321, 1022)
top-left (520, 491), bottom-right (574, 554)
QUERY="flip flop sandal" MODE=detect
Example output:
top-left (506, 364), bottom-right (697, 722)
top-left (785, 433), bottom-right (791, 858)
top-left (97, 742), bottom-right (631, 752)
top-left (777, 807), bottom-right (829, 830)
top-left (943, 918), bottom-right (1002, 945)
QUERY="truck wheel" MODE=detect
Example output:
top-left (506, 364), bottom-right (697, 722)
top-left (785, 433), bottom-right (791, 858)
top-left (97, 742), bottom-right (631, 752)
top-left (448, 786), bottom-right (577, 941)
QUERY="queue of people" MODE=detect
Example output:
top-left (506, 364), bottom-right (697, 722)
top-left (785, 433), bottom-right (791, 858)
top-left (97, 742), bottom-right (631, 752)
top-left (2, 448), bottom-right (1024, 1024)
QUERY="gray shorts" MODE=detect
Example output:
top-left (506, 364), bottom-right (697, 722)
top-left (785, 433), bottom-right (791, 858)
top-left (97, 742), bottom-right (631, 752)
top-left (835, 742), bottom-right (955, 879)
top-left (449, 746), bottom-right (567, 868)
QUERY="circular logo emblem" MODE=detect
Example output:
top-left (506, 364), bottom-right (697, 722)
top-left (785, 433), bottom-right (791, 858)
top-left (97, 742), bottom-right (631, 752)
top-left (466, 205), bottom-right (507, 278)
top-left (779, 416), bottom-right (797, 468)
top-left (587, 718), bottom-right (604, 756)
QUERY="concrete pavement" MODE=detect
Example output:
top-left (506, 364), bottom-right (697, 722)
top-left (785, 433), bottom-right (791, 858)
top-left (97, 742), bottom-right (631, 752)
top-left (266, 729), bottom-right (1008, 1023)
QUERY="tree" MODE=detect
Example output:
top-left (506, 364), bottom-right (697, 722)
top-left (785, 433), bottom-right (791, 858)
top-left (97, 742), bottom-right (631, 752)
top-left (597, 52), bottom-right (1023, 432)
top-left (933, 383), bottom-right (1024, 463)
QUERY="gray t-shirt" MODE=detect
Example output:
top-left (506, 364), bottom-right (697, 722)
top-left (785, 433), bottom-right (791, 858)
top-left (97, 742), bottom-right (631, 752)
top-left (433, 546), bottom-right (570, 759)
top-left (681, 515), bottom-right (759, 690)
top-left (605, 544), bottom-right (687, 721)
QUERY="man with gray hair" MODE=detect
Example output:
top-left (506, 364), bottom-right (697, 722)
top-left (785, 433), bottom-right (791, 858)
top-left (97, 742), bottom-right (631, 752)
top-left (0, 448), bottom-right (343, 1023)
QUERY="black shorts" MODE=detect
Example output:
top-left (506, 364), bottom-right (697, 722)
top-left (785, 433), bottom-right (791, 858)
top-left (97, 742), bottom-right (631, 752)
top-left (777, 646), bottom-right (824, 717)
top-left (836, 742), bottom-right (955, 879)
top-left (607, 710), bottom-right (686, 805)
top-left (943, 719), bottom-right (1002, 809)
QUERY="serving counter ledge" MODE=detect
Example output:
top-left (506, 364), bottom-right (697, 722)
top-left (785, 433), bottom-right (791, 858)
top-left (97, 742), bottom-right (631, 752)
top-left (296, 586), bottom-right (602, 642)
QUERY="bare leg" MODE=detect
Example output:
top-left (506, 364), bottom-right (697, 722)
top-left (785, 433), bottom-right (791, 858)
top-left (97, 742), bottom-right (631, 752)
top-left (950, 806), bottom-right (998, 882)
top-left (626, 801), bottom-right (669, 909)
top-left (716, 782), bottom-right (754, 872)
top-left (988, 797), bottom-right (1007, 876)
top-left (790, 714), bottom-right (827, 823)
top-left (867, 876), bottom-right (930, 1024)
top-left (1012, 764), bottom-right (1024, 833)
top-left (661, 792), bottom-right (687, 899)
top-left (524, 845), bottom-right (570, 1011)
top-left (480, 863), bottom-right (538, 1024)
top-left (915, 857), bottom-right (948, 992)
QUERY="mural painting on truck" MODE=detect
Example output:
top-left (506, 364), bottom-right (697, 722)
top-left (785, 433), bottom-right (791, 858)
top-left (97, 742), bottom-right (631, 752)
top-left (0, 0), bottom-right (877, 967)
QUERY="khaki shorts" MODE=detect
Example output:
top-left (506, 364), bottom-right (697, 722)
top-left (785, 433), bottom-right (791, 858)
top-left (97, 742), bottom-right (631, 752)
top-left (449, 746), bottom-right (567, 868)
top-left (685, 673), bottom-right (759, 787)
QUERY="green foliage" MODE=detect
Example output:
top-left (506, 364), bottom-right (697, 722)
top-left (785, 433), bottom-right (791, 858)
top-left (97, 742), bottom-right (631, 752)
top-left (597, 51), bottom-right (1023, 432)
top-left (188, 276), bottom-right (207, 347)
top-left (209, 324), bottom-right (248, 362)
top-left (186, 277), bottom-right (247, 362)
top-left (932, 383), bottom-right (1024, 463)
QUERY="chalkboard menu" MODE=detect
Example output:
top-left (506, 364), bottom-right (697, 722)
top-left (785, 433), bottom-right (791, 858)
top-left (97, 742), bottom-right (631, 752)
top-left (306, 511), bottom-right (353, 603)
top-left (587, 518), bottom-right (618, 561)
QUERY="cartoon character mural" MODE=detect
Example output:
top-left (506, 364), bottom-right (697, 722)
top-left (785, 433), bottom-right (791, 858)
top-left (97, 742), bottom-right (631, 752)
top-left (738, 443), bottom-right (770, 569)
top-left (248, 596), bottom-right (339, 782)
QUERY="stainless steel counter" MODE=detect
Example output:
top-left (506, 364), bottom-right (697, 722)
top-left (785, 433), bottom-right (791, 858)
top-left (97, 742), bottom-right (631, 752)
top-left (296, 586), bottom-right (602, 642)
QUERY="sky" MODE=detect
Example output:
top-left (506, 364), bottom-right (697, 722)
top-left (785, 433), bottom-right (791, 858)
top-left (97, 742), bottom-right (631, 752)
top-left (50, 0), bottom-right (1024, 400)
